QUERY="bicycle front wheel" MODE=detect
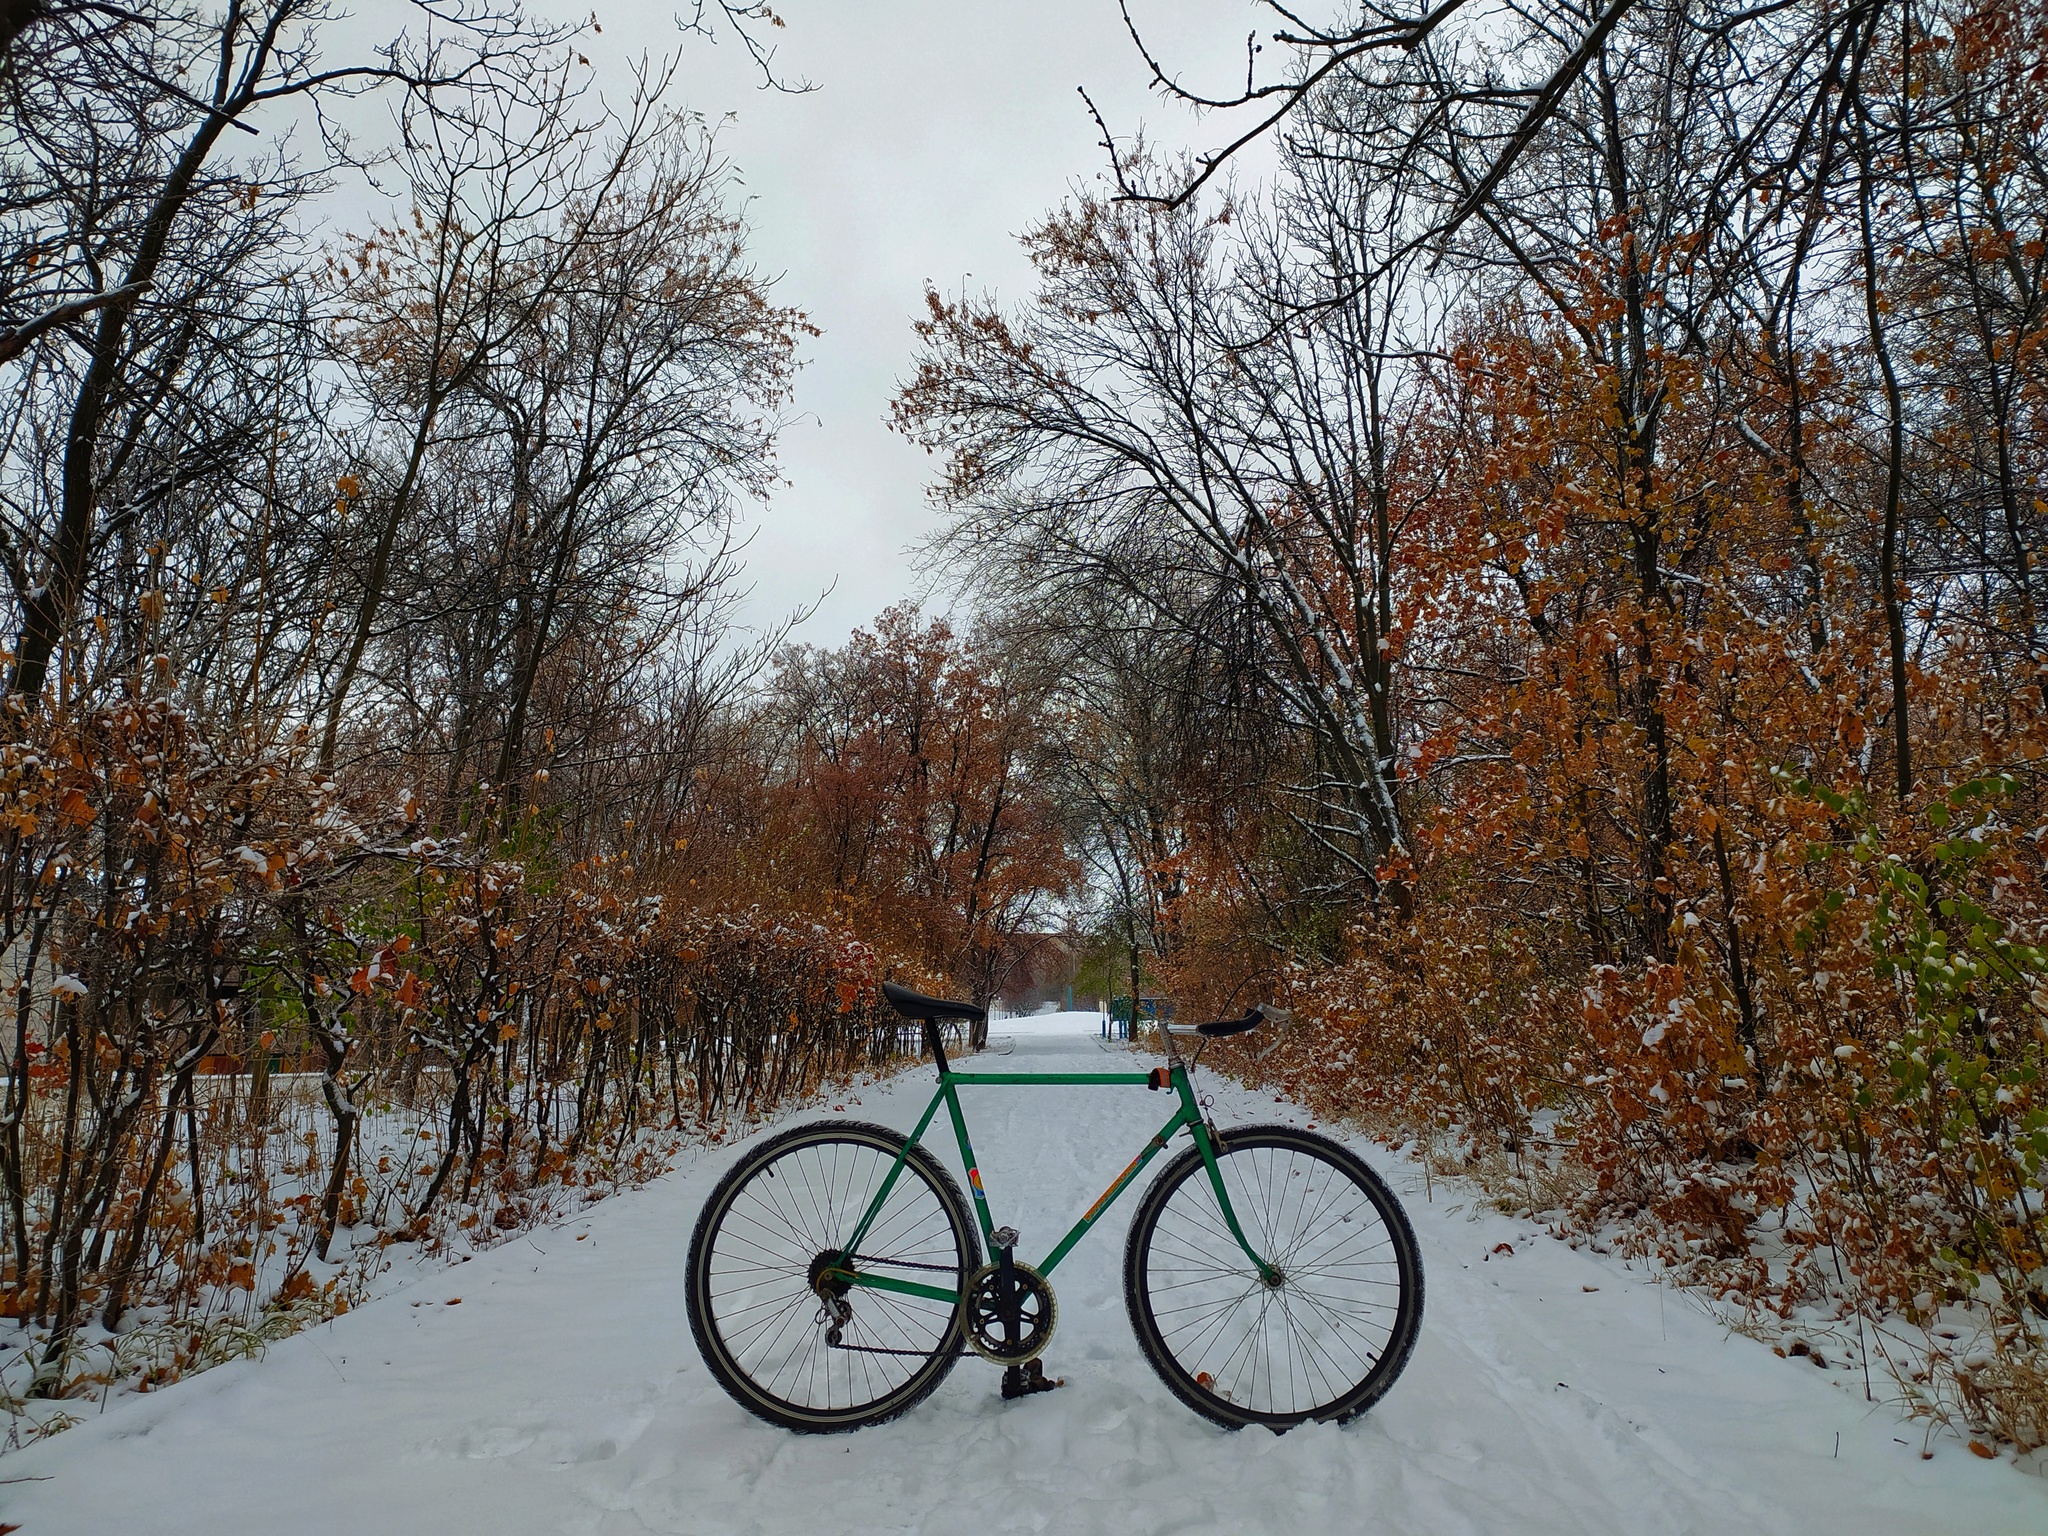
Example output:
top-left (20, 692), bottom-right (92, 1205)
top-left (687, 1120), bottom-right (979, 1432)
top-left (1124, 1124), bottom-right (1423, 1431)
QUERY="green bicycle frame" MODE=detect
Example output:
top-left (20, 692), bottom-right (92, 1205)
top-left (824, 1045), bottom-right (1277, 1307)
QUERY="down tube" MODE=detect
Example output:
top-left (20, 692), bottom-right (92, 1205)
top-left (1037, 1103), bottom-right (1194, 1276)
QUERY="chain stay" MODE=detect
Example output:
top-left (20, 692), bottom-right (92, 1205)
top-left (819, 1250), bottom-right (969, 1355)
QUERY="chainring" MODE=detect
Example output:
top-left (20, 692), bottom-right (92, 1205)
top-left (962, 1259), bottom-right (1057, 1366)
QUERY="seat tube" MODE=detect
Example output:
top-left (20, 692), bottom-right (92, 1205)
top-left (941, 1080), bottom-right (997, 1245)
top-left (837, 1082), bottom-right (953, 1261)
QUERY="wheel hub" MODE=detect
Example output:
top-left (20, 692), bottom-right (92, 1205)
top-left (808, 1249), bottom-right (851, 1299)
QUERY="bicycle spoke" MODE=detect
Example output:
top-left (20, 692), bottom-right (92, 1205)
top-left (692, 1126), bottom-right (971, 1424)
top-left (1131, 1130), bottom-right (1419, 1425)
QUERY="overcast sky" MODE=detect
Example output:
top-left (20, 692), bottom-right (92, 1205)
top-left (553, 1), bottom-right (1281, 646)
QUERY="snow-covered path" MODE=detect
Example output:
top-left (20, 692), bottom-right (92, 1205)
top-left (7, 1020), bottom-right (2045, 1535)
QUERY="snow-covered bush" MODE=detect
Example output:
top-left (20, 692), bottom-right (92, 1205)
top-left (0, 701), bottom-right (934, 1443)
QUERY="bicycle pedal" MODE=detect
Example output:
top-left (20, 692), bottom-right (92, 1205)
top-left (999, 1359), bottom-right (1065, 1400)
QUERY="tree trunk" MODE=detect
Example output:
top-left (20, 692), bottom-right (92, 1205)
top-left (9, 11), bottom-right (288, 699)
top-left (102, 1060), bottom-right (204, 1331)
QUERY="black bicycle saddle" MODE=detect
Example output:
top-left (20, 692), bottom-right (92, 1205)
top-left (881, 979), bottom-right (987, 1024)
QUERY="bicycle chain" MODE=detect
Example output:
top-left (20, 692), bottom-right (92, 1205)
top-left (818, 1253), bottom-right (970, 1356)
top-left (845, 1252), bottom-right (958, 1272)
top-left (825, 1340), bottom-right (971, 1357)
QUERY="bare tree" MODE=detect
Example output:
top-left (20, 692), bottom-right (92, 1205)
top-left (897, 134), bottom-right (1442, 903)
top-left (324, 73), bottom-right (801, 822)
top-left (0, 1), bottom-right (564, 707)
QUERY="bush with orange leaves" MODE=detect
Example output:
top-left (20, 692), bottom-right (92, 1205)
top-left (0, 698), bottom-right (935, 1439)
top-left (1133, 248), bottom-right (2048, 1448)
top-left (1180, 755), bottom-right (2048, 1450)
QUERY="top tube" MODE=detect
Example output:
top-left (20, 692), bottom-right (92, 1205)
top-left (943, 1070), bottom-right (1154, 1085)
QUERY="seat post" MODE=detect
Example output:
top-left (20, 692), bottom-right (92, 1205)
top-left (923, 1018), bottom-right (950, 1076)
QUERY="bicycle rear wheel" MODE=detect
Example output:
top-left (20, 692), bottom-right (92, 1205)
top-left (687, 1120), bottom-right (979, 1431)
top-left (1124, 1124), bottom-right (1423, 1431)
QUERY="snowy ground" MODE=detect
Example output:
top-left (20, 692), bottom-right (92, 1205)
top-left (6, 1014), bottom-right (2045, 1535)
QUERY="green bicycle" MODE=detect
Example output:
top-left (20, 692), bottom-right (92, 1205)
top-left (685, 981), bottom-right (1423, 1433)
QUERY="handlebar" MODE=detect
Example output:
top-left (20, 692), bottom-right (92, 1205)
top-left (1165, 1007), bottom-right (1264, 1039)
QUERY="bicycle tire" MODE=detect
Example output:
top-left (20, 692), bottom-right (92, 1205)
top-left (687, 1119), bottom-right (980, 1432)
top-left (1124, 1124), bottom-right (1423, 1431)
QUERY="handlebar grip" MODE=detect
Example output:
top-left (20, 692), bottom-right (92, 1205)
top-left (1195, 1008), bottom-right (1264, 1039)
